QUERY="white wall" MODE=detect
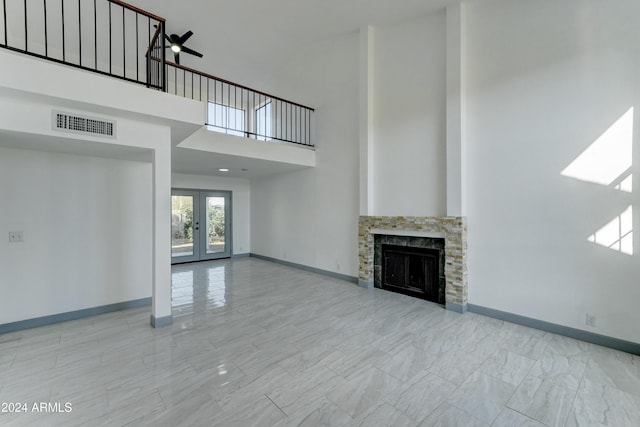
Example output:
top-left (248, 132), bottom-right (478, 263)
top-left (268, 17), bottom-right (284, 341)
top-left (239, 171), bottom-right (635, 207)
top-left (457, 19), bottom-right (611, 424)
top-left (251, 33), bottom-right (360, 276)
top-left (373, 13), bottom-right (447, 216)
top-left (0, 146), bottom-right (152, 325)
top-left (0, 49), bottom-right (184, 325)
top-left (172, 173), bottom-right (251, 255)
top-left (466, 0), bottom-right (640, 343)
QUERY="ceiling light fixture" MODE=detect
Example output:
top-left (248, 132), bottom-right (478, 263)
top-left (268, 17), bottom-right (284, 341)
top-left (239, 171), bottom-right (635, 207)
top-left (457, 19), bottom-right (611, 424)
top-left (170, 43), bottom-right (181, 53)
top-left (218, 168), bottom-right (229, 172)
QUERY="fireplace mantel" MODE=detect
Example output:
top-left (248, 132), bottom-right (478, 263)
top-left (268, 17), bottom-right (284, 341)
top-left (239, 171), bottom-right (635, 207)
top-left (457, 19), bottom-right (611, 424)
top-left (369, 229), bottom-right (446, 239)
top-left (358, 216), bottom-right (468, 313)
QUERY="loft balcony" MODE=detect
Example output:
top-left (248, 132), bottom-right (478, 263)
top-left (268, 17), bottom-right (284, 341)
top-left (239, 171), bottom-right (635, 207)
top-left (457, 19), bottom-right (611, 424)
top-left (0, 0), bottom-right (315, 177)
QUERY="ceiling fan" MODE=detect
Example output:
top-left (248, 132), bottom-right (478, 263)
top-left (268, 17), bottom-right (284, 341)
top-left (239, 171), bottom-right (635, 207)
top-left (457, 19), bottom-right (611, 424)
top-left (165, 30), bottom-right (203, 64)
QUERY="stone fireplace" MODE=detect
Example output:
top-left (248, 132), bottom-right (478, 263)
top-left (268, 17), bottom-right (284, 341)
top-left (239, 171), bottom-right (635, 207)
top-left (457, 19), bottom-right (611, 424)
top-left (358, 216), bottom-right (468, 313)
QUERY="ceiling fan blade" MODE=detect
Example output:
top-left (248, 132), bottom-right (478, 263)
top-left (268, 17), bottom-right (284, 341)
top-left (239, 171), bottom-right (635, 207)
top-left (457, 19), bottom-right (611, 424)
top-left (174, 51), bottom-right (180, 65)
top-left (178, 30), bottom-right (194, 45)
top-left (181, 46), bottom-right (203, 58)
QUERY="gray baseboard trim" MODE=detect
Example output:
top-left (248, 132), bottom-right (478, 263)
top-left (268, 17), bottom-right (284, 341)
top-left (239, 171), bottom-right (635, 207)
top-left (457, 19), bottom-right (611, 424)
top-left (0, 297), bottom-right (152, 335)
top-left (250, 253), bottom-right (358, 284)
top-left (468, 304), bottom-right (640, 356)
top-left (231, 253), bottom-right (251, 258)
top-left (150, 314), bottom-right (173, 328)
top-left (446, 302), bottom-right (468, 314)
top-left (358, 280), bottom-right (374, 289)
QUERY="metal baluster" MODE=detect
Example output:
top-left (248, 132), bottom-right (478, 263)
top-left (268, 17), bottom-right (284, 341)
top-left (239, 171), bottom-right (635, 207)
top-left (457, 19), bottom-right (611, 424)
top-left (122, 7), bottom-right (125, 77)
top-left (299, 107), bottom-right (301, 144)
top-left (43, 0), bottom-right (48, 56)
top-left (298, 107), bottom-right (301, 144)
top-left (285, 102), bottom-right (288, 141)
top-left (93, 0), bottom-right (97, 69)
top-left (135, 14), bottom-right (138, 81)
top-left (293, 105), bottom-right (296, 143)
top-left (307, 109), bottom-right (310, 146)
top-left (309, 109), bottom-right (312, 146)
top-left (78, 0), bottom-right (81, 66)
top-left (279, 100), bottom-right (282, 141)
top-left (144, 17), bottom-right (149, 86)
top-left (215, 81), bottom-right (219, 127)
top-left (23, 0), bottom-right (27, 51)
top-left (293, 105), bottom-right (295, 143)
top-left (3, 0), bottom-right (7, 45)
top-left (161, 21), bottom-right (166, 91)
top-left (256, 92), bottom-right (260, 139)
top-left (62, 0), bottom-right (66, 61)
top-left (108, 0), bottom-right (111, 73)
top-left (288, 104), bottom-right (291, 142)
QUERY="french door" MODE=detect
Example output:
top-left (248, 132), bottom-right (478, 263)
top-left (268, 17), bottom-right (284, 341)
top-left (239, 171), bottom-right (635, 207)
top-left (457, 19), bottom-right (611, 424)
top-left (171, 190), bottom-right (231, 264)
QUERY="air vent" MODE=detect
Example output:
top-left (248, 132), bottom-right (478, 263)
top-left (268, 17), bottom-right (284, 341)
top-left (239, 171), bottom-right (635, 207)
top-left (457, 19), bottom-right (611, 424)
top-left (53, 111), bottom-right (116, 138)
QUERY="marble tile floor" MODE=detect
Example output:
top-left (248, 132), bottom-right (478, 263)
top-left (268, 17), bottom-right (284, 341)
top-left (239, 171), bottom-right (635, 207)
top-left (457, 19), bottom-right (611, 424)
top-left (1, 257), bottom-right (639, 426)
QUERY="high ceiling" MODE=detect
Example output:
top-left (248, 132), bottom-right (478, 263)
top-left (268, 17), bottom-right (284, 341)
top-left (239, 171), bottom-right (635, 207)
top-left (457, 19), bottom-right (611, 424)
top-left (127, 0), bottom-right (468, 178)
top-left (129, 0), bottom-right (463, 87)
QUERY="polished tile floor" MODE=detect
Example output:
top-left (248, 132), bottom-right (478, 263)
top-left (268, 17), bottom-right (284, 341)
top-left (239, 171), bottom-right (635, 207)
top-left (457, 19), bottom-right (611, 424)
top-left (1, 257), bottom-right (639, 426)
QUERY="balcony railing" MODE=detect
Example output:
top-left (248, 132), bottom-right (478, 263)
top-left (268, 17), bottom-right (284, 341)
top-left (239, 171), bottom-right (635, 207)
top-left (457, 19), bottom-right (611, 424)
top-left (166, 62), bottom-right (314, 148)
top-left (1, 0), bottom-right (313, 147)
top-left (0, 0), bottom-right (165, 90)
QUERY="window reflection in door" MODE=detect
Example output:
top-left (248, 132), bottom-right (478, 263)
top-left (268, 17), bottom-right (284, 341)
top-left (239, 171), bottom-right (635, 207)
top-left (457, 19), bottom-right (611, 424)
top-left (171, 195), bottom-right (195, 258)
top-left (206, 196), bottom-right (226, 254)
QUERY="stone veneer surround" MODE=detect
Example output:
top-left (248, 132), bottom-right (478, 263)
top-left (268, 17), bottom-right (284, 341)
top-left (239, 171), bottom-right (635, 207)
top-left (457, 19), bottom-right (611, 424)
top-left (358, 216), bottom-right (468, 312)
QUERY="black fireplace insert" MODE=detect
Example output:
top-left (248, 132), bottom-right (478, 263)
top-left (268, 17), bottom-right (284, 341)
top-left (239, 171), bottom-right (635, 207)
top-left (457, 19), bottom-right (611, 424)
top-left (380, 244), bottom-right (442, 303)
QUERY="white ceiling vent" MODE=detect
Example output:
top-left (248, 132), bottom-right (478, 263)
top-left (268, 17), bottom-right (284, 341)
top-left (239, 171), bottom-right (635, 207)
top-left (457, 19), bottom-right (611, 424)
top-left (53, 111), bottom-right (116, 138)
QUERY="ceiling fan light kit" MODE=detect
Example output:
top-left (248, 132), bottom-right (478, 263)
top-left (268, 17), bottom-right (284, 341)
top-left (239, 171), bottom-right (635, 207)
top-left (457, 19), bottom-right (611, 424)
top-left (164, 30), bottom-right (203, 64)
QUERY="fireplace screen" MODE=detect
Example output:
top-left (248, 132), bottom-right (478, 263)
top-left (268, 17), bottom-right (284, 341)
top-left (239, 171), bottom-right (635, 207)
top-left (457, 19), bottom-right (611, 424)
top-left (381, 244), bottom-right (441, 303)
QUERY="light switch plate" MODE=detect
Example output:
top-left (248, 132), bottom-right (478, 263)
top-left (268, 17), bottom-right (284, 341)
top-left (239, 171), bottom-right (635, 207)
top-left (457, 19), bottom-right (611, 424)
top-left (9, 231), bottom-right (24, 242)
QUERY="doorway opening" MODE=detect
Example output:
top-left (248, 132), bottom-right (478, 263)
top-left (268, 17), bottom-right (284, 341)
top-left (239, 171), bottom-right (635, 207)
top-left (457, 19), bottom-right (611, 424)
top-left (171, 190), bottom-right (231, 263)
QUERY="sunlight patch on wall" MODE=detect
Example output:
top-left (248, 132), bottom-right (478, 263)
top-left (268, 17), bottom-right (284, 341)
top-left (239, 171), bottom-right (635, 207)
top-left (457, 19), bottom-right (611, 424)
top-left (562, 108), bottom-right (635, 256)
top-left (614, 174), bottom-right (633, 193)
top-left (561, 107), bottom-right (633, 188)
top-left (588, 205), bottom-right (633, 255)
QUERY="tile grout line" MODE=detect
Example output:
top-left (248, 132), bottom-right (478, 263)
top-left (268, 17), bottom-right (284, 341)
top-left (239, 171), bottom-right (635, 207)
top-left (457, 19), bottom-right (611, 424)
top-left (501, 344), bottom-right (546, 425)
top-left (264, 393), bottom-right (288, 418)
top-left (562, 353), bottom-right (591, 427)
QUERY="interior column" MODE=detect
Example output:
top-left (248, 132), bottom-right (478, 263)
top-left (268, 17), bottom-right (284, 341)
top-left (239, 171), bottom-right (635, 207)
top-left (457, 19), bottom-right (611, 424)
top-left (446, 3), bottom-right (467, 218)
top-left (151, 137), bottom-right (173, 327)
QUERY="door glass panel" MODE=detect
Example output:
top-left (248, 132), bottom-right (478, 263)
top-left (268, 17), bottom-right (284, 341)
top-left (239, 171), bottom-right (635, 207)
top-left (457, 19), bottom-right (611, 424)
top-left (206, 196), bottom-right (226, 254)
top-left (171, 195), bottom-right (194, 258)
